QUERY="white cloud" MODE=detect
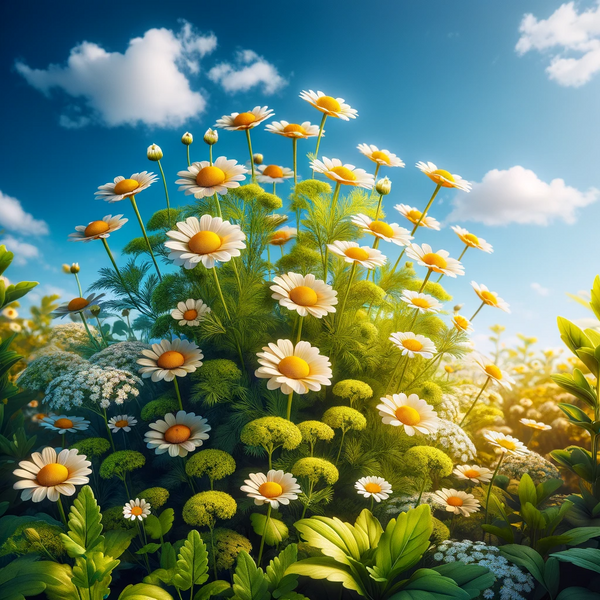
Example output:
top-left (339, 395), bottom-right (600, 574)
top-left (208, 49), bottom-right (287, 94)
top-left (531, 282), bottom-right (550, 296)
top-left (448, 166), bottom-right (599, 226)
top-left (516, 2), bottom-right (600, 86)
top-left (0, 190), bottom-right (48, 235)
top-left (15, 23), bottom-right (217, 128)
top-left (1, 235), bottom-right (40, 265)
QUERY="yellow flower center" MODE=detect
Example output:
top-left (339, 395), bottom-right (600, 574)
top-left (407, 209), bottom-right (422, 223)
top-left (54, 418), bottom-right (74, 429)
top-left (498, 439), bottom-right (516, 451)
top-left (370, 150), bottom-right (390, 164)
top-left (344, 247), bottom-right (370, 261)
top-left (485, 365), bottom-right (503, 380)
top-left (431, 169), bottom-right (456, 187)
top-left (283, 123), bottom-right (306, 135)
top-left (157, 350), bottom-right (185, 370)
top-left (164, 424), bottom-right (192, 444)
top-left (196, 166), bottom-right (226, 188)
top-left (447, 496), bottom-right (464, 507)
top-left (84, 220), bottom-right (110, 237)
top-left (289, 286), bottom-right (318, 306)
top-left (316, 96), bottom-right (341, 113)
top-left (271, 231), bottom-right (291, 245)
top-left (369, 220), bottom-right (394, 238)
top-left (68, 297), bottom-right (89, 311)
top-left (278, 356), bottom-right (310, 379)
top-left (330, 166), bottom-right (357, 182)
top-left (445, 365), bottom-right (454, 373)
top-left (183, 309), bottom-right (198, 321)
top-left (422, 253), bottom-right (448, 270)
top-left (115, 419), bottom-right (129, 428)
top-left (364, 482), bottom-right (382, 493)
top-left (114, 178), bottom-right (140, 195)
top-left (411, 298), bottom-right (431, 309)
top-left (402, 338), bottom-right (424, 352)
top-left (131, 506), bottom-right (143, 516)
top-left (395, 406), bottom-right (421, 426)
top-left (454, 316), bottom-right (469, 330)
top-left (259, 481), bottom-right (283, 498)
top-left (463, 469), bottom-right (481, 479)
top-left (37, 463), bottom-right (69, 487)
top-left (233, 112), bottom-right (257, 127)
top-left (480, 291), bottom-right (498, 306)
top-left (188, 231), bottom-right (222, 255)
top-left (463, 233), bottom-right (479, 245)
top-left (263, 165), bottom-right (284, 178)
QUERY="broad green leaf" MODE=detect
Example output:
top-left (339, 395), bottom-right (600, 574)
top-left (558, 403), bottom-right (592, 425)
top-left (3, 282), bottom-right (39, 307)
top-left (194, 580), bottom-right (231, 600)
top-left (536, 479), bottom-right (565, 505)
top-left (387, 569), bottom-right (470, 600)
top-left (564, 526), bottom-right (600, 545)
top-left (118, 583), bottom-right (175, 600)
top-left (145, 515), bottom-right (163, 540)
top-left (0, 558), bottom-right (78, 600)
top-left (251, 513), bottom-right (289, 546)
top-left (591, 275), bottom-right (600, 322)
top-left (0, 247), bottom-right (13, 276)
top-left (432, 563), bottom-right (495, 600)
top-left (232, 551), bottom-right (270, 600)
top-left (551, 548), bottom-right (600, 574)
top-left (521, 502), bottom-right (546, 531)
top-left (500, 545), bottom-right (546, 586)
top-left (104, 529), bottom-right (136, 559)
top-left (61, 485), bottom-right (104, 556)
top-left (159, 508), bottom-right (174, 536)
top-left (543, 558), bottom-right (560, 599)
top-left (552, 372), bottom-right (597, 408)
top-left (144, 568), bottom-right (176, 587)
top-left (285, 557), bottom-right (364, 595)
top-left (160, 541), bottom-right (177, 570)
top-left (481, 524), bottom-right (514, 544)
top-left (71, 552), bottom-right (118, 595)
top-left (137, 543), bottom-right (161, 555)
top-left (354, 509), bottom-right (383, 549)
top-left (558, 316), bottom-right (593, 355)
top-left (518, 474), bottom-right (537, 508)
top-left (266, 543), bottom-right (298, 590)
top-left (557, 587), bottom-right (600, 600)
top-left (172, 529), bottom-right (209, 591)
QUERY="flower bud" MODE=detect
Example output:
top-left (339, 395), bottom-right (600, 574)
top-left (24, 528), bottom-right (41, 543)
top-left (203, 128), bottom-right (218, 145)
top-left (181, 132), bottom-right (194, 146)
top-left (444, 365), bottom-right (454, 374)
top-left (70, 263), bottom-right (80, 274)
top-left (121, 309), bottom-right (130, 317)
top-left (89, 305), bottom-right (101, 317)
top-left (62, 264), bottom-right (71, 274)
top-left (453, 304), bottom-right (464, 313)
top-left (253, 153), bottom-right (264, 165)
top-left (375, 176), bottom-right (392, 196)
top-left (147, 144), bottom-right (163, 161)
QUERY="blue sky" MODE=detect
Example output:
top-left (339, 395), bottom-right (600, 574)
top-left (2, 0), bottom-right (600, 352)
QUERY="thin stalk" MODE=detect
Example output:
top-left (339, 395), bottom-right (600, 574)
top-left (80, 313), bottom-right (101, 351)
top-left (213, 193), bottom-right (222, 218)
top-left (246, 129), bottom-right (256, 182)
top-left (336, 262), bottom-right (357, 329)
top-left (331, 181), bottom-right (342, 212)
top-left (419, 269), bottom-right (433, 293)
top-left (74, 273), bottom-right (83, 296)
top-left (157, 160), bottom-right (171, 226)
top-left (437, 245), bottom-right (468, 282)
top-left (129, 196), bottom-right (162, 280)
top-left (95, 317), bottom-right (109, 347)
top-left (397, 355), bottom-right (410, 391)
top-left (286, 391), bottom-right (294, 421)
top-left (411, 184), bottom-right (441, 234)
top-left (470, 301), bottom-right (486, 322)
top-left (295, 315), bottom-right (304, 344)
top-left (374, 193), bottom-right (384, 220)
top-left (273, 182), bottom-right (276, 195)
top-left (370, 165), bottom-right (380, 197)
top-left (173, 377), bottom-right (184, 411)
top-left (335, 428), bottom-right (347, 465)
top-left (312, 113), bottom-right (327, 176)
top-left (102, 408), bottom-right (116, 452)
top-left (370, 496), bottom-right (374, 512)
top-left (210, 525), bottom-right (218, 580)
top-left (57, 496), bottom-right (68, 527)
top-left (484, 453), bottom-right (505, 540)
top-left (231, 257), bottom-right (242, 292)
top-left (187, 145), bottom-right (191, 167)
top-left (415, 476), bottom-right (428, 507)
top-left (257, 504), bottom-right (272, 566)
top-left (136, 521), bottom-right (151, 573)
top-left (459, 377), bottom-right (490, 426)
top-left (212, 267), bottom-right (231, 320)
top-left (301, 480), bottom-right (314, 519)
top-left (293, 137), bottom-right (298, 187)
top-left (209, 145), bottom-right (213, 166)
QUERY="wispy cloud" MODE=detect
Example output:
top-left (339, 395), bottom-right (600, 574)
top-left (1, 235), bottom-right (40, 265)
top-left (0, 190), bottom-right (48, 235)
top-left (531, 282), bottom-right (550, 296)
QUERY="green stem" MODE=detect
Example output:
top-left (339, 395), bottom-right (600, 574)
top-left (80, 313), bottom-right (101, 351)
top-left (415, 476), bottom-right (428, 507)
top-left (173, 377), bottom-right (183, 411)
top-left (370, 164), bottom-right (380, 197)
top-left (301, 480), bottom-right (314, 519)
top-left (273, 182), bottom-right (276, 195)
top-left (293, 137), bottom-right (298, 187)
top-left (470, 301), bottom-right (486, 322)
top-left (187, 145), bottom-right (191, 167)
top-left (374, 193), bottom-right (384, 220)
top-left (102, 409), bottom-right (116, 452)
top-left (212, 267), bottom-right (231, 320)
top-left (57, 496), bottom-right (68, 527)
top-left (74, 273), bottom-right (83, 296)
top-left (122, 475), bottom-right (131, 500)
top-left (286, 391), bottom-right (294, 421)
top-left (157, 160), bottom-right (171, 226)
top-left (335, 428), bottom-right (347, 465)
top-left (257, 504), bottom-right (272, 566)
top-left (459, 377), bottom-right (490, 426)
top-left (312, 113), bottom-right (327, 176)
top-left (231, 257), bottom-right (242, 292)
top-left (410, 184), bottom-right (441, 234)
top-left (209, 145), bottom-right (213, 166)
top-left (246, 129), bottom-right (256, 182)
top-left (370, 496), bottom-right (374, 512)
top-left (213, 193), bottom-right (222, 218)
top-left (295, 315), bottom-right (304, 344)
top-left (437, 245), bottom-right (468, 283)
top-left (336, 262), bottom-right (357, 329)
top-left (210, 525), bottom-right (218, 580)
top-left (96, 317), bottom-right (109, 347)
top-left (484, 453), bottom-right (505, 540)
top-left (397, 356), bottom-right (410, 391)
top-left (130, 196), bottom-right (162, 280)
top-left (331, 181), bottom-right (341, 212)
top-left (419, 269), bottom-right (432, 293)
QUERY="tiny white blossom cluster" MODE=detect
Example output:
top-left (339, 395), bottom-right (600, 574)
top-left (436, 393), bottom-right (460, 422)
top-left (49, 323), bottom-right (100, 351)
top-left (459, 384), bottom-right (503, 411)
top-left (430, 540), bottom-right (534, 600)
top-left (90, 341), bottom-right (151, 373)
top-left (44, 366), bottom-right (142, 411)
top-left (420, 419), bottom-right (477, 463)
top-left (500, 450), bottom-right (560, 484)
top-left (17, 350), bottom-right (88, 392)
top-left (383, 492), bottom-right (443, 516)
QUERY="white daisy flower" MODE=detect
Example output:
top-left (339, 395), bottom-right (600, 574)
top-left (453, 465), bottom-right (493, 484)
top-left (2, 307), bottom-right (18, 319)
top-left (255, 339), bottom-right (332, 395)
top-left (13, 447), bottom-right (91, 502)
top-left (406, 244), bottom-right (464, 278)
top-left (376, 393), bottom-right (440, 436)
top-left (451, 226), bottom-right (493, 253)
top-left (484, 431), bottom-right (529, 456)
top-left (108, 415), bottom-right (138, 433)
top-left (9, 322), bottom-right (21, 333)
top-left (270, 272), bottom-right (337, 318)
top-left (215, 106), bottom-right (274, 130)
top-left (240, 470), bottom-right (301, 509)
top-left (520, 418), bottom-right (552, 431)
top-left (271, 226), bottom-right (297, 246)
top-left (299, 90), bottom-right (358, 120)
top-left (69, 215), bottom-right (128, 242)
top-left (52, 293), bottom-right (105, 319)
top-left (351, 214), bottom-right (412, 246)
top-left (394, 204), bottom-right (441, 230)
top-left (95, 172), bottom-right (158, 203)
top-left (357, 144), bottom-right (404, 168)
top-left (175, 157), bottom-right (247, 199)
top-left (472, 354), bottom-right (515, 390)
top-left (328, 241), bottom-right (387, 270)
top-left (265, 120), bottom-right (321, 138)
top-left (310, 158), bottom-right (374, 189)
top-left (137, 338), bottom-right (203, 383)
top-left (123, 498), bottom-right (151, 521)
top-left (389, 332), bottom-right (437, 359)
top-left (452, 315), bottom-right (473, 333)
top-left (257, 164), bottom-right (294, 184)
top-left (40, 415), bottom-right (90, 434)
top-left (415, 162), bottom-right (472, 192)
top-left (471, 282), bottom-right (510, 313)
top-left (144, 410), bottom-right (211, 458)
top-left (165, 215), bottom-right (246, 270)
top-left (433, 489), bottom-right (480, 516)
top-left (400, 291), bottom-right (442, 314)
top-left (171, 299), bottom-right (211, 327)
top-left (355, 476), bottom-right (392, 502)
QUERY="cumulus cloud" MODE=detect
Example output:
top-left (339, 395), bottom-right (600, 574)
top-left (516, 2), bottom-right (600, 87)
top-left (208, 49), bottom-right (287, 94)
top-left (15, 23), bottom-right (217, 128)
top-left (1, 235), bottom-right (40, 265)
top-left (531, 282), bottom-right (550, 296)
top-left (0, 190), bottom-right (48, 235)
top-left (448, 166), bottom-right (598, 226)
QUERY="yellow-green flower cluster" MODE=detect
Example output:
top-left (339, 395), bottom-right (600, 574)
top-left (240, 416), bottom-right (302, 451)
top-left (138, 487), bottom-right (170, 509)
top-left (182, 491), bottom-right (237, 528)
top-left (201, 528), bottom-right (252, 571)
top-left (322, 406), bottom-right (367, 432)
top-left (403, 446), bottom-right (453, 478)
top-left (71, 437), bottom-right (111, 459)
top-left (298, 420), bottom-right (335, 445)
top-left (99, 450), bottom-right (146, 479)
top-left (140, 397), bottom-right (179, 421)
top-left (333, 379), bottom-right (373, 407)
top-left (292, 457), bottom-right (339, 485)
top-left (185, 449), bottom-right (236, 482)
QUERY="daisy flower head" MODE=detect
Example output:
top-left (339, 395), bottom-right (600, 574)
top-left (434, 488), bottom-right (480, 516)
top-left (355, 476), bottom-right (392, 502)
top-left (471, 282), bottom-right (510, 313)
top-left (40, 415), bottom-right (90, 434)
top-left (406, 244), bottom-right (464, 278)
top-left (472, 354), bottom-right (515, 390)
top-left (175, 157), bottom-right (247, 199)
top-left (257, 164), bottom-right (294, 184)
top-left (255, 339), bottom-right (332, 395)
top-left (271, 272), bottom-right (337, 318)
top-left (452, 314), bottom-right (473, 333)
top-left (376, 393), bottom-right (440, 436)
top-left (415, 162), bottom-right (471, 192)
top-left (165, 215), bottom-right (246, 270)
top-left (171, 299), bottom-right (211, 327)
top-left (270, 226), bottom-right (297, 246)
top-left (265, 120), bottom-right (321, 139)
top-left (215, 106), bottom-right (274, 130)
top-left (240, 470), bottom-right (301, 509)
top-left (145, 410), bottom-right (211, 458)
top-left (3, 307), bottom-right (18, 319)
top-left (300, 90), bottom-right (358, 120)
top-left (451, 226), bottom-right (493, 253)
top-left (137, 338), bottom-right (203, 383)
top-left (520, 418), bottom-right (552, 431)
top-left (69, 215), bottom-right (128, 242)
top-left (351, 214), bottom-right (412, 246)
top-left (395, 205), bottom-right (441, 230)
top-left (95, 172), bottom-right (158, 203)
top-left (357, 144), bottom-right (404, 168)
top-left (453, 464), bottom-right (493, 484)
top-left (484, 430), bottom-right (529, 456)
top-left (400, 290), bottom-right (442, 314)
top-left (310, 158), bottom-right (374, 189)
top-left (13, 447), bottom-right (91, 502)
top-left (328, 241), bottom-right (386, 270)
top-left (53, 293), bottom-right (105, 319)
top-left (108, 415), bottom-right (138, 433)
top-left (123, 498), bottom-right (151, 521)
top-left (389, 332), bottom-right (437, 359)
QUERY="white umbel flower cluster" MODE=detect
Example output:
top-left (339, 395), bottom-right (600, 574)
top-left (89, 341), bottom-right (151, 373)
top-left (17, 350), bottom-right (88, 392)
top-left (418, 418), bottom-right (477, 463)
